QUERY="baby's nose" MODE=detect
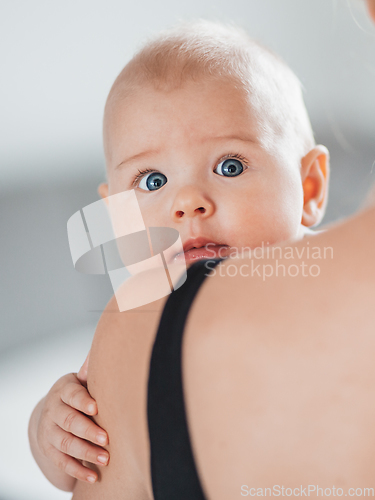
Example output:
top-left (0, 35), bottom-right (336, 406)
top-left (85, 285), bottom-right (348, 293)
top-left (170, 186), bottom-right (215, 222)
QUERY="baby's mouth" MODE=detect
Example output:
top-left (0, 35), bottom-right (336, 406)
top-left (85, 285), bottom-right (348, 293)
top-left (173, 237), bottom-right (230, 264)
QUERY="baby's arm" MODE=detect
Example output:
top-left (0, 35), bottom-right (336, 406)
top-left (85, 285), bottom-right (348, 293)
top-left (28, 352), bottom-right (110, 491)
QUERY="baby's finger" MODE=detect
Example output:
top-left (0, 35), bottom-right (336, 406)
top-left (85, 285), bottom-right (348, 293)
top-left (60, 381), bottom-right (98, 416)
top-left (50, 425), bottom-right (109, 467)
top-left (55, 405), bottom-right (108, 447)
top-left (47, 445), bottom-right (99, 483)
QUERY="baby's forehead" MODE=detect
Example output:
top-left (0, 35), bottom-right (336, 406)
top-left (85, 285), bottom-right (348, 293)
top-left (104, 62), bottom-right (312, 169)
top-left (106, 77), bottom-right (256, 141)
top-left (103, 20), bottom-right (314, 163)
top-left (107, 69), bottom-right (279, 131)
top-left (104, 74), bottom-right (292, 161)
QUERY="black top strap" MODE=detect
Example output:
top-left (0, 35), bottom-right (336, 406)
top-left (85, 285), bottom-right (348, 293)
top-left (147, 258), bottom-right (224, 500)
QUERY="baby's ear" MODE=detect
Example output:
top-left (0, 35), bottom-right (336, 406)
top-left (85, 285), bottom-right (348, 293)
top-left (301, 145), bottom-right (330, 227)
top-left (98, 183), bottom-right (109, 206)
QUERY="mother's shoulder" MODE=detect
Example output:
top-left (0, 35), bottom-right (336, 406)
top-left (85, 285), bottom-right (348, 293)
top-left (92, 264), bottom-right (178, 346)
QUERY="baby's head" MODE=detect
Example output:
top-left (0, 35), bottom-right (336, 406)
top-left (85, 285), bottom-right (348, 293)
top-left (100, 20), bottom-right (329, 264)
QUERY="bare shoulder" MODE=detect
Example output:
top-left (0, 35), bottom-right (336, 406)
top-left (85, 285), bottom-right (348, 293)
top-left (77, 271), bottom-right (173, 500)
top-left (88, 262), bottom-right (188, 388)
top-left (89, 290), bottom-right (166, 371)
top-left (182, 208), bottom-right (375, 498)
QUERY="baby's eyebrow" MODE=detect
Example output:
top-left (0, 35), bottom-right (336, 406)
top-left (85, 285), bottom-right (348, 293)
top-left (211, 134), bottom-right (257, 144)
top-left (115, 134), bottom-right (256, 170)
top-left (115, 149), bottom-right (160, 170)
top-left (203, 133), bottom-right (258, 148)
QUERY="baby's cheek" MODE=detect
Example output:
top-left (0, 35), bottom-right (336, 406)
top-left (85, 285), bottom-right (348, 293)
top-left (272, 187), bottom-right (304, 241)
top-left (135, 200), bottom-right (169, 228)
top-left (256, 188), bottom-right (303, 244)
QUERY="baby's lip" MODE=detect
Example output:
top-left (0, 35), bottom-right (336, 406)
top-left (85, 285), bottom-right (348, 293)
top-left (172, 237), bottom-right (229, 263)
top-left (182, 236), bottom-right (226, 253)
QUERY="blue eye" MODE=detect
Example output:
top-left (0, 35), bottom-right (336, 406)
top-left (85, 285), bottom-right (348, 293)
top-left (138, 171), bottom-right (167, 191)
top-left (215, 158), bottom-right (244, 177)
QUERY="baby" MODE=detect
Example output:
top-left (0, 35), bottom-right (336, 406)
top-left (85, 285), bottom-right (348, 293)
top-left (28, 19), bottom-right (329, 490)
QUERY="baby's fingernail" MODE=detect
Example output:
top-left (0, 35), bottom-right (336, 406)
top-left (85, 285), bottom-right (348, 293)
top-left (88, 403), bottom-right (96, 413)
top-left (87, 475), bottom-right (96, 483)
top-left (97, 433), bottom-right (107, 445)
top-left (97, 454), bottom-right (108, 465)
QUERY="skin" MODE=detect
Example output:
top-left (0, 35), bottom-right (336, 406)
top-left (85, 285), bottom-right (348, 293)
top-left (28, 75), bottom-right (329, 490)
top-left (28, 372), bottom-right (108, 490)
top-left (69, 75), bottom-right (329, 498)
top-left (29, 0), bottom-right (375, 494)
top-left (28, 0), bottom-right (375, 493)
top-left (99, 78), bottom-right (329, 255)
top-left (70, 204), bottom-right (375, 500)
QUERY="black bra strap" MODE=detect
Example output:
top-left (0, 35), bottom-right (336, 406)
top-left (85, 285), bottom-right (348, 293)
top-left (147, 258), bottom-right (224, 500)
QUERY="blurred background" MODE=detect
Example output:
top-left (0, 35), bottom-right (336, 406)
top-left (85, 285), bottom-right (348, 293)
top-left (0, 0), bottom-right (374, 498)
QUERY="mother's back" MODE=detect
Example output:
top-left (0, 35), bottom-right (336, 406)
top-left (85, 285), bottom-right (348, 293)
top-left (73, 206), bottom-right (375, 499)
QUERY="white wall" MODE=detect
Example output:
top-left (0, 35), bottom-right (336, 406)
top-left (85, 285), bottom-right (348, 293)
top-left (1, 0), bottom-right (374, 190)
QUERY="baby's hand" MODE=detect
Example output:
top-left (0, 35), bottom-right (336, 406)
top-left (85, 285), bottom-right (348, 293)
top-left (36, 353), bottom-right (109, 484)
